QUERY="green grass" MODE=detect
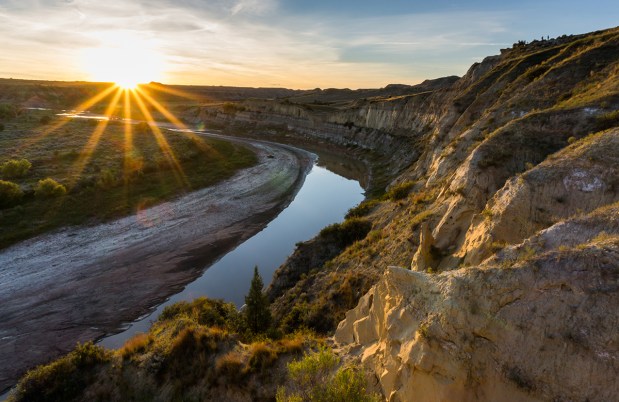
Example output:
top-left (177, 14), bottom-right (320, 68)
top-left (319, 218), bottom-right (372, 248)
top-left (277, 347), bottom-right (380, 402)
top-left (0, 109), bottom-right (257, 249)
top-left (383, 180), bottom-right (415, 201)
top-left (10, 295), bottom-right (320, 402)
top-left (10, 342), bottom-right (111, 402)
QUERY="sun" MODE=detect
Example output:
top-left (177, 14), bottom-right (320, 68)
top-left (79, 32), bottom-right (164, 88)
top-left (116, 78), bottom-right (140, 90)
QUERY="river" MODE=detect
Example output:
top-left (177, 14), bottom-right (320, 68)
top-left (100, 160), bottom-right (364, 348)
top-left (0, 122), bottom-right (364, 399)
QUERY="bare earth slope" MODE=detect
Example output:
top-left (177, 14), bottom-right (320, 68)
top-left (0, 135), bottom-right (313, 392)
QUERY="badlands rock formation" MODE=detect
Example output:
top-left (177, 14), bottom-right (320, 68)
top-left (256, 28), bottom-right (619, 401)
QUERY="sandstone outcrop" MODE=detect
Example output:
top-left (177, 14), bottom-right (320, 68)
top-left (273, 27), bottom-right (619, 401)
top-left (336, 205), bottom-right (619, 402)
top-left (459, 129), bottom-right (619, 266)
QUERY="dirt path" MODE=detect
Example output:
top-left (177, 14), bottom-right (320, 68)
top-left (0, 133), bottom-right (314, 392)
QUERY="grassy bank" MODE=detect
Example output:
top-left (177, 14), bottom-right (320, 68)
top-left (0, 109), bottom-right (257, 249)
top-left (8, 295), bottom-right (378, 402)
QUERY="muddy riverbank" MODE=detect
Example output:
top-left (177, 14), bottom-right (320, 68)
top-left (0, 135), bottom-right (314, 392)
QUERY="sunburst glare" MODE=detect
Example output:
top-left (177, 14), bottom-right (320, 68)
top-left (132, 90), bottom-right (189, 187)
top-left (79, 32), bottom-right (164, 87)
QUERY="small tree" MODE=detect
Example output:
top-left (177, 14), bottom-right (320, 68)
top-left (244, 266), bottom-right (272, 334)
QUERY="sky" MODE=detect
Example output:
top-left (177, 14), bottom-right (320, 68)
top-left (0, 0), bottom-right (618, 89)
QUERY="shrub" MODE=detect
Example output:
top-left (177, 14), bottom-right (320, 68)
top-left (158, 297), bottom-right (238, 328)
top-left (481, 208), bottom-right (494, 220)
top-left (287, 347), bottom-right (339, 391)
top-left (0, 180), bottom-right (23, 208)
top-left (345, 199), bottom-right (380, 219)
top-left (96, 169), bottom-right (118, 189)
top-left (0, 103), bottom-right (20, 119)
top-left (319, 218), bottom-right (372, 248)
top-left (12, 342), bottom-right (110, 402)
top-left (277, 348), bottom-right (379, 402)
top-left (1, 158), bottom-right (31, 179)
top-left (222, 102), bottom-right (245, 115)
top-left (276, 334), bottom-right (305, 354)
top-left (595, 110), bottom-right (619, 131)
top-left (39, 115), bottom-right (51, 125)
top-left (215, 352), bottom-right (246, 381)
top-left (384, 180), bottom-right (415, 201)
top-left (119, 333), bottom-right (151, 359)
top-left (247, 342), bottom-right (278, 371)
top-left (135, 121), bottom-right (152, 134)
top-left (410, 209), bottom-right (436, 229)
top-left (35, 178), bottom-right (67, 198)
top-left (322, 367), bottom-right (379, 402)
top-left (0, 123), bottom-right (4, 132)
top-left (160, 327), bottom-right (227, 382)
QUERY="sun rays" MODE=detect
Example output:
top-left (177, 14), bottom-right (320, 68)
top-left (24, 82), bottom-right (219, 209)
top-left (131, 88), bottom-right (189, 187)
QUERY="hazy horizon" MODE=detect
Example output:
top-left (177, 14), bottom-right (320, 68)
top-left (1, 0), bottom-right (618, 89)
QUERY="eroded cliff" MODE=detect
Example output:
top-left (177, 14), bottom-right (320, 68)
top-left (268, 27), bottom-right (619, 401)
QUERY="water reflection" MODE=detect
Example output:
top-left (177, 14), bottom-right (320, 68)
top-left (100, 164), bottom-right (364, 348)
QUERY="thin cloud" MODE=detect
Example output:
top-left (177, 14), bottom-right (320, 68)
top-left (1, 0), bottom-right (616, 88)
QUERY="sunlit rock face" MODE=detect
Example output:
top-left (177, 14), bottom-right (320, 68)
top-left (336, 226), bottom-right (619, 402)
top-left (197, 28), bottom-right (619, 402)
top-left (332, 30), bottom-right (619, 402)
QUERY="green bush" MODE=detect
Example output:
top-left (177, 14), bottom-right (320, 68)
top-left (384, 180), bottom-right (415, 201)
top-left (319, 218), bottom-right (372, 248)
top-left (595, 110), bottom-right (619, 131)
top-left (39, 115), bottom-right (51, 125)
top-left (1, 159), bottom-right (31, 179)
top-left (277, 348), bottom-right (379, 402)
top-left (222, 102), bottom-right (246, 115)
top-left (135, 121), bottom-right (152, 134)
top-left (11, 342), bottom-right (110, 402)
top-left (247, 342), bottom-right (278, 371)
top-left (0, 180), bottom-right (23, 208)
top-left (0, 123), bottom-right (4, 132)
top-left (35, 178), bottom-right (67, 198)
top-left (96, 169), bottom-right (118, 189)
top-left (158, 297), bottom-right (238, 328)
top-left (345, 199), bottom-right (380, 219)
top-left (0, 103), bottom-right (20, 119)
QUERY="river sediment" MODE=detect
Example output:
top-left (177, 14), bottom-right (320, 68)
top-left (0, 134), bottom-right (313, 392)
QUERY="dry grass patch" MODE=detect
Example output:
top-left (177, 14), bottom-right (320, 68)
top-left (247, 342), bottom-right (279, 372)
top-left (118, 333), bottom-right (151, 359)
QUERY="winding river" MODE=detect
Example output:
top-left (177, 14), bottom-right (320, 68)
top-left (0, 121), bottom-right (365, 399)
top-left (101, 160), bottom-right (364, 348)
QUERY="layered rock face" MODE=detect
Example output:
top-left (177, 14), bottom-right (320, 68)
top-left (187, 27), bottom-right (619, 401)
top-left (336, 204), bottom-right (619, 402)
top-left (194, 77), bottom-right (460, 174)
top-left (264, 28), bottom-right (619, 401)
top-left (330, 28), bottom-right (619, 401)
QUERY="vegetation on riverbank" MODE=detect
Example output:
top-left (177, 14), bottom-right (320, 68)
top-left (9, 290), bottom-right (376, 402)
top-left (0, 108), bottom-right (257, 249)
